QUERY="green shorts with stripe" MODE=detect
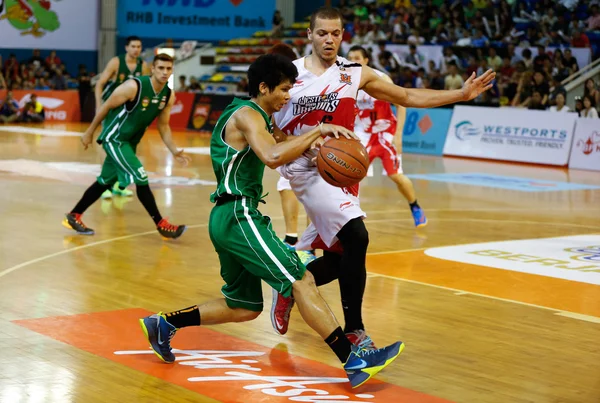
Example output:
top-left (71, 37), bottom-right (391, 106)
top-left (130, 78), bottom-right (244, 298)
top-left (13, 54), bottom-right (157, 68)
top-left (209, 196), bottom-right (306, 312)
top-left (97, 141), bottom-right (148, 187)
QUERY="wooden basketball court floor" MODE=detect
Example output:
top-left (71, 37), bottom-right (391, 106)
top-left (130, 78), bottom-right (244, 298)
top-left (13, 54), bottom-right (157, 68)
top-left (0, 123), bottom-right (599, 403)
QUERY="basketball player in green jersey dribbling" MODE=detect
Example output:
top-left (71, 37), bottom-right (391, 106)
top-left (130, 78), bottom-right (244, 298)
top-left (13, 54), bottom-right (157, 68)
top-left (140, 54), bottom-right (404, 389)
top-left (95, 35), bottom-right (149, 199)
top-left (62, 54), bottom-right (189, 239)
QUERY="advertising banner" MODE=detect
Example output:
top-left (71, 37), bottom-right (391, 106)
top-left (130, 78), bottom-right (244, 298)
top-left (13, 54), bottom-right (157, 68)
top-left (187, 93), bottom-right (234, 132)
top-left (0, 89), bottom-right (80, 121)
top-left (149, 91), bottom-right (195, 130)
top-left (568, 118), bottom-right (600, 172)
top-left (402, 108), bottom-right (452, 156)
top-left (443, 106), bottom-right (577, 165)
top-left (117, 0), bottom-right (275, 41)
top-left (0, 0), bottom-right (99, 50)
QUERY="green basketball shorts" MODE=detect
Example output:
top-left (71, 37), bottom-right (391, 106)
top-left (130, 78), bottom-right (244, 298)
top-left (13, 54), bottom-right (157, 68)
top-left (97, 141), bottom-right (148, 186)
top-left (209, 196), bottom-right (306, 312)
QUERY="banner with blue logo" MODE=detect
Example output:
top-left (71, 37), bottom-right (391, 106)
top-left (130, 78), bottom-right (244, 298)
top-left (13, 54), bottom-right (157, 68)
top-left (117, 0), bottom-right (276, 40)
top-left (402, 108), bottom-right (453, 156)
top-left (444, 106), bottom-right (578, 166)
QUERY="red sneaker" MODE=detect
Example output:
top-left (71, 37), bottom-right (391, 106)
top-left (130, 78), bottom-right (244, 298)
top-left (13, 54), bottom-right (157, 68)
top-left (271, 289), bottom-right (294, 335)
top-left (62, 213), bottom-right (94, 235)
top-left (346, 329), bottom-right (377, 350)
top-left (156, 218), bottom-right (186, 239)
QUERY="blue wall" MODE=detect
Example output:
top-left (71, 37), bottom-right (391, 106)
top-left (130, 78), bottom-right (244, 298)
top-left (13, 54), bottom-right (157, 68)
top-left (0, 48), bottom-right (97, 75)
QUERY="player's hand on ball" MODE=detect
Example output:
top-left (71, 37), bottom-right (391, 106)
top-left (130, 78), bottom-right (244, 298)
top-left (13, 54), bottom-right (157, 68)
top-left (80, 130), bottom-right (93, 150)
top-left (174, 150), bottom-right (191, 166)
top-left (310, 137), bottom-right (325, 150)
top-left (319, 124), bottom-right (358, 140)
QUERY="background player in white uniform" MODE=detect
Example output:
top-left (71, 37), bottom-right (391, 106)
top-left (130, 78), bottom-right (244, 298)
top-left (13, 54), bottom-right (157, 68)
top-left (271, 7), bottom-right (495, 347)
top-left (348, 45), bottom-right (427, 228)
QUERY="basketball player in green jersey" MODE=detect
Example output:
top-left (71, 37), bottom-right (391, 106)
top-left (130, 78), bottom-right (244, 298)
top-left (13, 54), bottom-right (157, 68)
top-left (63, 54), bottom-right (189, 239)
top-left (140, 54), bottom-right (404, 389)
top-left (95, 35), bottom-right (149, 199)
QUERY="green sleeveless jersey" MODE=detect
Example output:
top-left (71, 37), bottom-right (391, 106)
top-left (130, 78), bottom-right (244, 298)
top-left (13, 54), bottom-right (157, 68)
top-left (97, 76), bottom-right (171, 145)
top-left (102, 54), bottom-right (143, 102)
top-left (210, 98), bottom-right (272, 203)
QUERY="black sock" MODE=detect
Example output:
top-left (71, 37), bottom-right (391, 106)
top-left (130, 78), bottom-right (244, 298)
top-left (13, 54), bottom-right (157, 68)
top-left (71, 181), bottom-right (111, 215)
top-left (409, 199), bottom-right (420, 210)
top-left (337, 218), bottom-right (368, 333)
top-left (136, 184), bottom-right (163, 225)
top-left (165, 305), bottom-right (201, 329)
top-left (306, 251), bottom-right (342, 287)
top-left (325, 326), bottom-right (353, 363)
top-left (284, 235), bottom-right (298, 245)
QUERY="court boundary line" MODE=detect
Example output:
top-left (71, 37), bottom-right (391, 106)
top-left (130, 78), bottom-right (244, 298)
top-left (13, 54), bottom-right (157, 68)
top-left (366, 272), bottom-right (600, 323)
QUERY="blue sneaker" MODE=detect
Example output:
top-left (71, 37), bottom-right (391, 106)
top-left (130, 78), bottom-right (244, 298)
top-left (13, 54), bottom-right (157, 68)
top-left (282, 240), bottom-right (296, 251)
top-left (411, 206), bottom-right (427, 228)
top-left (296, 249), bottom-right (316, 265)
top-left (344, 341), bottom-right (405, 388)
top-left (139, 312), bottom-right (177, 363)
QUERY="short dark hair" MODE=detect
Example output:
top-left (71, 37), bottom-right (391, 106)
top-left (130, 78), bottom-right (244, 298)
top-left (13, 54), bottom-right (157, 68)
top-left (248, 54), bottom-right (298, 97)
top-left (126, 36), bottom-right (142, 46)
top-left (153, 53), bottom-right (174, 64)
top-left (267, 44), bottom-right (297, 61)
top-left (310, 7), bottom-right (344, 30)
top-left (348, 45), bottom-right (369, 61)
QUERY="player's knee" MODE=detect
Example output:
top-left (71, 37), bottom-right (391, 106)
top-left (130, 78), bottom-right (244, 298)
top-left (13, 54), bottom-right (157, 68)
top-left (234, 308), bottom-right (261, 322)
top-left (293, 271), bottom-right (316, 295)
top-left (340, 218), bottom-right (369, 250)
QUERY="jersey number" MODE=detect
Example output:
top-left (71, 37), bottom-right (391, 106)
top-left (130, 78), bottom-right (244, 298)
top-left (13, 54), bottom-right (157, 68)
top-left (137, 167), bottom-right (147, 178)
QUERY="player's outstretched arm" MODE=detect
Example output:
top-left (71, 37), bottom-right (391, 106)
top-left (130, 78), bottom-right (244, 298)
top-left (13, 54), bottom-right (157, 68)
top-left (94, 56), bottom-right (119, 111)
top-left (81, 79), bottom-right (137, 149)
top-left (360, 65), bottom-right (496, 108)
top-left (157, 93), bottom-right (190, 166)
top-left (237, 108), bottom-right (354, 169)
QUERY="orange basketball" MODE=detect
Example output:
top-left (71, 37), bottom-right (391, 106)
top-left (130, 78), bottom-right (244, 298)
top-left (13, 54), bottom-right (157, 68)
top-left (317, 138), bottom-right (370, 187)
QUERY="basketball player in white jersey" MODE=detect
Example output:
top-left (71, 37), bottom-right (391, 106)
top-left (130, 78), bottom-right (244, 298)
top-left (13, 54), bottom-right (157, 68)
top-left (348, 45), bottom-right (427, 227)
top-left (271, 7), bottom-right (495, 348)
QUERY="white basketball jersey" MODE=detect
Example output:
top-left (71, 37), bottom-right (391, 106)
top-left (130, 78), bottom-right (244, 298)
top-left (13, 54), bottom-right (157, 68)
top-left (274, 56), bottom-right (362, 143)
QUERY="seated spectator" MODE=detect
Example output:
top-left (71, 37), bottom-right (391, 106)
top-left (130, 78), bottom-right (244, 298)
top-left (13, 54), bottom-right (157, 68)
top-left (365, 25), bottom-right (388, 43)
top-left (45, 50), bottom-right (61, 68)
top-left (188, 77), bottom-right (202, 92)
top-left (444, 61), bottom-right (464, 90)
top-left (471, 29), bottom-right (489, 47)
top-left (51, 70), bottom-right (67, 90)
top-left (405, 44), bottom-right (425, 68)
top-left (521, 48), bottom-right (534, 69)
top-left (272, 10), bottom-right (284, 37)
top-left (36, 77), bottom-right (51, 90)
top-left (580, 95), bottom-right (599, 118)
top-left (587, 4), bottom-right (600, 31)
top-left (563, 48), bottom-right (579, 73)
top-left (0, 91), bottom-right (20, 123)
top-left (549, 93), bottom-right (570, 113)
top-left (177, 75), bottom-right (188, 92)
top-left (571, 29), bottom-right (590, 48)
top-left (527, 91), bottom-right (547, 110)
top-left (584, 78), bottom-right (600, 108)
top-left (549, 76), bottom-right (567, 105)
top-left (20, 94), bottom-right (45, 123)
top-left (487, 48), bottom-right (502, 71)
